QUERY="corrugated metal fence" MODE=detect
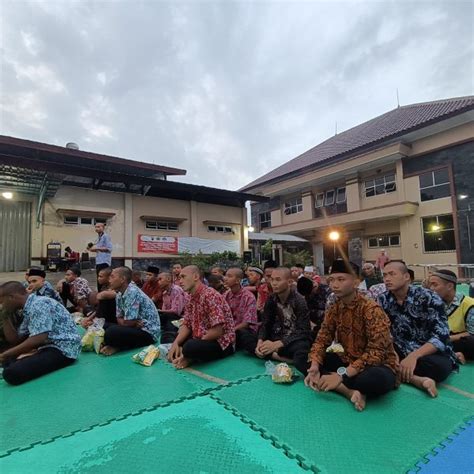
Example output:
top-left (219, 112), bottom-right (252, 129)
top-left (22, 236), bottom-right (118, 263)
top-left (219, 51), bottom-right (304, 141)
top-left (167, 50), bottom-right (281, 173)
top-left (0, 201), bottom-right (31, 272)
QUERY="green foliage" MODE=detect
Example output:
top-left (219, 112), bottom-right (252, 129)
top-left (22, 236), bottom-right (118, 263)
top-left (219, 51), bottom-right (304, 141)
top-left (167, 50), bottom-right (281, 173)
top-left (283, 249), bottom-right (312, 267)
top-left (260, 239), bottom-right (273, 260)
top-left (176, 251), bottom-right (243, 272)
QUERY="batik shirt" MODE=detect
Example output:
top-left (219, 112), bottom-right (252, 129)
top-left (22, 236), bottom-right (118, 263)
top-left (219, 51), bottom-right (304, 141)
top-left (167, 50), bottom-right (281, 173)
top-left (19, 294), bottom-right (81, 359)
top-left (71, 277), bottom-right (92, 303)
top-left (161, 284), bottom-right (189, 316)
top-left (309, 293), bottom-right (398, 373)
top-left (182, 284), bottom-right (235, 350)
top-left (116, 284), bottom-right (161, 341)
top-left (142, 279), bottom-right (163, 308)
top-left (95, 232), bottom-right (113, 265)
top-left (445, 292), bottom-right (474, 334)
top-left (224, 287), bottom-right (258, 332)
top-left (259, 289), bottom-right (311, 345)
top-left (35, 281), bottom-right (62, 304)
top-left (378, 285), bottom-right (457, 366)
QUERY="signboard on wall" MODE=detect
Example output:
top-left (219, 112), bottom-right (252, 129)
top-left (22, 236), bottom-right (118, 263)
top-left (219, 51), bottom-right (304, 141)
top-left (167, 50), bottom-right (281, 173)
top-left (137, 235), bottom-right (178, 254)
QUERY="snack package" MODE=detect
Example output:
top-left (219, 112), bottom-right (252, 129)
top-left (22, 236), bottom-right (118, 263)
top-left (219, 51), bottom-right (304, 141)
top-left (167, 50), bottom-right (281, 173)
top-left (326, 342), bottom-right (344, 353)
top-left (265, 361), bottom-right (294, 384)
top-left (132, 345), bottom-right (160, 367)
top-left (81, 318), bottom-right (105, 353)
top-left (171, 319), bottom-right (183, 329)
top-left (157, 343), bottom-right (173, 359)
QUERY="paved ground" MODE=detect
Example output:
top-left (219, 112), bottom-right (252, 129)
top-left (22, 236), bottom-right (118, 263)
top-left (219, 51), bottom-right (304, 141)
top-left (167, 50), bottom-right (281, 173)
top-left (0, 269), bottom-right (98, 287)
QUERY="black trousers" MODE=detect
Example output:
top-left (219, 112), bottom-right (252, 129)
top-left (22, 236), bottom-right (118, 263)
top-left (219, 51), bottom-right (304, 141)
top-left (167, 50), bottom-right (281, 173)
top-left (182, 339), bottom-right (234, 362)
top-left (319, 353), bottom-right (396, 397)
top-left (96, 298), bottom-right (117, 324)
top-left (159, 312), bottom-right (179, 344)
top-left (3, 347), bottom-right (75, 386)
top-left (413, 353), bottom-right (455, 382)
top-left (96, 263), bottom-right (110, 291)
top-left (237, 328), bottom-right (311, 376)
top-left (452, 335), bottom-right (474, 360)
top-left (60, 282), bottom-right (75, 307)
top-left (104, 324), bottom-right (154, 350)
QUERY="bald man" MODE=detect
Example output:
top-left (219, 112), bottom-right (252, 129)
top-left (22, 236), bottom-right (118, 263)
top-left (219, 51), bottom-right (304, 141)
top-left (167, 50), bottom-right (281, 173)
top-left (167, 265), bottom-right (235, 369)
top-left (224, 267), bottom-right (258, 349)
top-left (378, 261), bottom-right (457, 398)
top-left (100, 267), bottom-right (160, 356)
top-left (0, 282), bottom-right (81, 385)
top-left (242, 267), bottom-right (312, 374)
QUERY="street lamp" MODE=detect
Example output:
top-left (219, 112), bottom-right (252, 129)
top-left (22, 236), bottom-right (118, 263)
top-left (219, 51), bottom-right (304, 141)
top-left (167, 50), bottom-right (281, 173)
top-left (248, 226), bottom-right (255, 233)
top-left (2, 192), bottom-right (13, 200)
top-left (328, 231), bottom-right (340, 259)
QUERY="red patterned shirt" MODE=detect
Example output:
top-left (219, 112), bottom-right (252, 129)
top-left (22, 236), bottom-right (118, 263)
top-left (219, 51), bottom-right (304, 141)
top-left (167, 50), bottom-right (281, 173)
top-left (183, 284), bottom-right (235, 350)
top-left (225, 288), bottom-right (258, 332)
top-left (256, 281), bottom-right (272, 313)
top-left (161, 284), bottom-right (189, 316)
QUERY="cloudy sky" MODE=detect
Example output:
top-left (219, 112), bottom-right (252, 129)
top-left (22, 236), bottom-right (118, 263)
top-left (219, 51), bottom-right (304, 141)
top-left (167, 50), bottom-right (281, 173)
top-left (1, 0), bottom-right (472, 191)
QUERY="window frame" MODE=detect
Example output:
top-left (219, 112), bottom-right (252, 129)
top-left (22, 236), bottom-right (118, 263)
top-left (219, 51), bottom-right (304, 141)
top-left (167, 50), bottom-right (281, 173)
top-left (419, 168), bottom-right (451, 202)
top-left (421, 214), bottom-right (455, 253)
top-left (364, 173), bottom-right (397, 198)
top-left (284, 197), bottom-right (303, 215)
top-left (367, 234), bottom-right (401, 248)
top-left (64, 216), bottom-right (108, 226)
top-left (336, 187), bottom-right (346, 204)
top-left (145, 221), bottom-right (179, 231)
top-left (259, 211), bottom-right (271, 229)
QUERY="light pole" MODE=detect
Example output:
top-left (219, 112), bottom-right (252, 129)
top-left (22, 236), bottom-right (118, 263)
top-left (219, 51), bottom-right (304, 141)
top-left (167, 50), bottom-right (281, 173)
top-left (329, 231), bottom-right (340, 260)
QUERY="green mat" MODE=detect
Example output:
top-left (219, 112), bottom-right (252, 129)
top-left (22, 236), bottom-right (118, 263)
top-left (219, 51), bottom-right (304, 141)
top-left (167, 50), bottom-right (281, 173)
top-left (0, 351), bottom-right (199, 456)
top-left (0, 396), bottom-right (305, 474)
top-left (215, 377), bottom-right (474, 474)
top-left (443, 364), bottom-right (474, 394)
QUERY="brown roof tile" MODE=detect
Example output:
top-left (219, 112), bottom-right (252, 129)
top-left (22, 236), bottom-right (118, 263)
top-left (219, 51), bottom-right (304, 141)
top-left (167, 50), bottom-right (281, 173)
top-left (240, 96), bottom-right (474, 192)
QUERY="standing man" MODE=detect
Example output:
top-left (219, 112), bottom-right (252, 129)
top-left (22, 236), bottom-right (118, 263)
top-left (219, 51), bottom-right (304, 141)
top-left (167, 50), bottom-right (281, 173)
top-left (171, 263), bottom-right (182, 284)
top-left (378, 261), bottom-right (457, 398)
top-left (375, 249), bottom-right (390, 277)
top-left (89, 222), bottom-right (113, 291)
top-left (429, 269), bottom-right (474, 363)
top-left (167, 265), bottom-right (235, 368)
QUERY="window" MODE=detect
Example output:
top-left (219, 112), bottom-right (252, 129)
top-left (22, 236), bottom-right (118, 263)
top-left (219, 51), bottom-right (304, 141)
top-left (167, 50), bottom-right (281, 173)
top-left (284, 197), bottom-right (303, 215)
top-left (145, 221), bottom-right (178, 231)
top-left (364, 173), bottom-right (397, 197)
top-left (419, 168), bottom-right (450, 202)
top-left (64, 216), bottom-right (107, 225)
top-left (207, 225), bottom-right (233, 234)
top-left (367, 234), bottom-right (401, 248)
top-left (259, 212), bottom-right (271, 229)
top-left (315, 193), bottom-right (324, 208)
top-left (325, 190), bottom-right (335, 206)
top-left (336, 187), bottom-right (346, 203)
top-left (422, 214), bottom-right (455, 252)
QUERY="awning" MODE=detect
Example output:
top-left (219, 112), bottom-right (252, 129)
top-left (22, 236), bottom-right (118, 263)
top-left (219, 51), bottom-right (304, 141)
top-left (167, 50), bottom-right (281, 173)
top-left (140, 215), bottom-right (187, 222)
top-left (203, 220), bottom-right (242, 226)
top-left (56, 208), bottom-right (116, 218)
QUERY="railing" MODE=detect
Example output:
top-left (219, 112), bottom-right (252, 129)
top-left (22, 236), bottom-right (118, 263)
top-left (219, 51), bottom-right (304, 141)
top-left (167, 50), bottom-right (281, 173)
top-left (409, 263), bottom-right (474, 280)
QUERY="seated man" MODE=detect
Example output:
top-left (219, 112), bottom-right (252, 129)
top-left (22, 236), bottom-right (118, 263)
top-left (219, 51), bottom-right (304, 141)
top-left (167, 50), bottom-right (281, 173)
top-left (81, 267), bottom-right (117, 327)
top-left (208, 274), bottom-right (226, 294)
top-left (378, 261), bottom-right (458, 398)
top-left (142, 266), bottom-right (163, 308)
top-left (290, 264), bottom-right (304, 282)
top-left (157, 271), bottom-right (188, 343)
top-left (297, 276), bottom-right (331, 337)
top-left (361, 263), bottom-right (382, 289)
top-left (224, 267), bottom-right (258, 349)
top-left (210, 266), bottom-right (225, 277)
top-left (0, 282), bottom-right (81, 385)
top-left (27, 268), bottom-right (62, 303)
top-left (57, 266), bottom-right (92, 313)
top-left (257, 261), bottom-right (277, 314)
top-left (241, 267), bottom-right (312, 372)
top-left (100, 267), bottom-right (160, 356)
top-left (167, 265), bottom-right (235, 368)
top-left (132, 270), bottom-right (144, 289)
top-left (429, 269), bottom-right (474, 363)
top-left (244, 266), bottom-right (264, 297)
top-left (304, 260), bottom-right (398, 412)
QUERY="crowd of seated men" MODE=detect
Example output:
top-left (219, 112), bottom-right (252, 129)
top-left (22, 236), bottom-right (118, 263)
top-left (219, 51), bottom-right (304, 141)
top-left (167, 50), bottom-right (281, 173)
top-left (0, 259), bottom-right (472, 412)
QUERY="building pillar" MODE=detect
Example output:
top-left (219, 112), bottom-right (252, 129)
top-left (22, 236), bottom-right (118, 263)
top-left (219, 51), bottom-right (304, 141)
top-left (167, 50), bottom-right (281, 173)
top-left (190, 201), bottom-right (198, 237)
top-left (241, 205), bottom-right (248, 254)
top-left (124, 193), bottom-right (133, 268)
top-left (312, 242), bottom-right (324, 275)
top-left (396, 159), bottom-right (406, 202)
top-left (347, 231), bottom-right (363, 270)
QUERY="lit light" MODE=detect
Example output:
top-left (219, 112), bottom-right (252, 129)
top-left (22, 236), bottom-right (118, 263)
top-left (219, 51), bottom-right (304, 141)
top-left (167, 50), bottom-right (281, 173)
top-left (329, 231), bottom-right (340, 242)
top-left (1, 192), bottom-right (13, 200)
top-left (459, 194), bottom-right (468, 200)
top-left (248, 226), bottom-right (255, 232)
top-left (431, 224), bottom-right (441, 232)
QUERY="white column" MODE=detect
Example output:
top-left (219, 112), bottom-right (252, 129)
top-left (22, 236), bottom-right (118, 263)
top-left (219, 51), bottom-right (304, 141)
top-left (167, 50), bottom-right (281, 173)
top-left (313, 242), bottom-right (324, 275)
top-left (124, 193), bottom-right (133, 268)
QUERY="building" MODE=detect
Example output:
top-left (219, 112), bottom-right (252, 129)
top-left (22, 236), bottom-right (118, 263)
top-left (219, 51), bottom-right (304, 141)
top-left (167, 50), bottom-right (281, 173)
top-left (241, 96), bottom-right (474, 278)
top-left (0, 136), bottom-right (266, 272)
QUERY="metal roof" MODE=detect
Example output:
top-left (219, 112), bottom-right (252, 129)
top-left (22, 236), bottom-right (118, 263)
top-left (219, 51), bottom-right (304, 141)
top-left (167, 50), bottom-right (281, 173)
top-left (248, 232), bottom-right (308, 242)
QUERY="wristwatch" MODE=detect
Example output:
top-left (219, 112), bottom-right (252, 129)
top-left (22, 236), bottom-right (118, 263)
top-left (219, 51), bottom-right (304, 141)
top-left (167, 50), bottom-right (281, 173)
top-left (336, 366), bottom-right (348, 380)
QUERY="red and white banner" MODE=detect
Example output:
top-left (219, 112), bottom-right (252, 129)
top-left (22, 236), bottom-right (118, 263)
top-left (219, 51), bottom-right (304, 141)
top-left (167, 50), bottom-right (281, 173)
top-left (137, 235), bottom-right (178, 254)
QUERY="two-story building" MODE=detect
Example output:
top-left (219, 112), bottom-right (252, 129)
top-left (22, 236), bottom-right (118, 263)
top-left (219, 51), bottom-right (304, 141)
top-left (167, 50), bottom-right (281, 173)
top-left (241, 96), bottom-right (474, 278)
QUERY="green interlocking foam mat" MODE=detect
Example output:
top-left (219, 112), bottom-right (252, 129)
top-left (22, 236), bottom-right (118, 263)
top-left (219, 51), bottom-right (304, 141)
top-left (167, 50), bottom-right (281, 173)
top-left (215, 377), bottom-right (474, 474)
top-left (0, 396), bottom-right (305, 474)
top-left (443, 363), bottom-right (474, 394)
top-left (0, 351), bottom-right (200, 455)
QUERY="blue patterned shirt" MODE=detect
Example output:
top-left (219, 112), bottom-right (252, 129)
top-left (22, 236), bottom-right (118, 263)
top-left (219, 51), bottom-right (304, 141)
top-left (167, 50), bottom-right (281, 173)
top-left (19, 294), bottom-right (81, 359)
top-left (34, 281), bottom-right (62, 304)
top-left (95, 232), bottom-right (113, 265)
top-left (378, 285), bottom-right (457, 366)
top-left (116, 284), bottom-right (160, 341)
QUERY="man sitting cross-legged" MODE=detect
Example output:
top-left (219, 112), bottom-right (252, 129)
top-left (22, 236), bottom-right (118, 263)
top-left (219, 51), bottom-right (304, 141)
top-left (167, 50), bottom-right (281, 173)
top-left (241, 267), bottom-right (312, 374)
top-left (378, 260), bottom-right (458, 398)
top-left (57, 266), bottom-right (93, 313)
top-left (429, 269), bottom-right (474, 363)
top-left (167, 265), bottom-right (235, 369)
top-left (0, 282), bottom-right (81, 385)
top-left (100, 267), bottom-right (160, 356)
top-left (223, 267), bottom-right (259, 349)
top-left (26, 268), bottom-right (62, 304)
top-left (304, 260), bottom-right (398, 412)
